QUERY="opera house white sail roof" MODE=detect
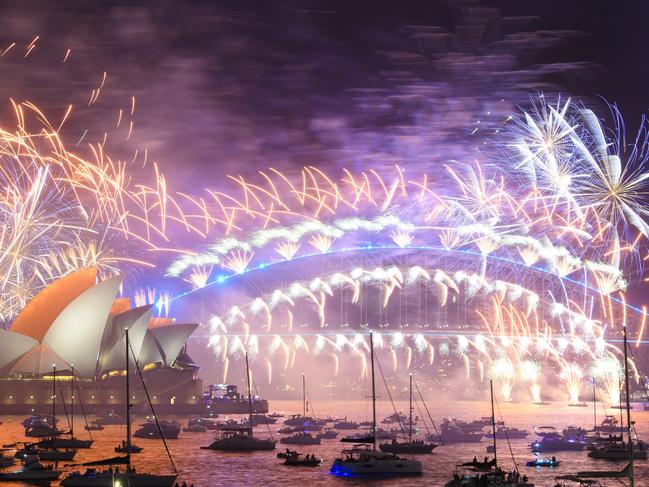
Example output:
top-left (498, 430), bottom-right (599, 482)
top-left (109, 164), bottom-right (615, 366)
top-left (0, 269), bottom-right (198, 378)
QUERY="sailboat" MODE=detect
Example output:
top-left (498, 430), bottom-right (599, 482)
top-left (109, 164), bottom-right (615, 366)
top-left (280, 375), bottom-right (320, 445)
top-left (60, 327), bottom-right (178, 487)
top-left (379, 374), bottom-right (437, 454)
top-left (202, 353), bottom-right (276, 451)
top-left (36, 365), bottom-right (92, 450)
top-left (445, 381), bottom-right (533, 487)
top-left (330, 333), bottom-right (422, 477)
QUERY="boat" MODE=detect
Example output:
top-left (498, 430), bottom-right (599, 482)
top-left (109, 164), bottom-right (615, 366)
top-left (85, 421), bottom-right (104, 431)
top-left (133, 419), bottom-right (180, 439)
top-left (277, 449), bottom-right (298, 459)
top-left (330, 333), bottom-right (422, 477)
top-left (36, 365), bottom-right (94, 450)
top-left (284, 454), bottom-right (322, 467)
top-left (486, 426), bottom-right (530, 439)
top-left (445, 381), bottom-right (533, 487)
top-left (381, 412), bottom-right (408, 425)
top-left (569, 402), bottom-right (589, 408)
top-left (284, 414), bottom-right (317, 428)
top-left (268, 412), bottom-right (284, 419)
top-left (588, 441), bottom-right (648, 460)
top-left (59, 327), bottom-right (178, 487)
top-left (531, 434), bottom-right (586, 452)
top-left (183, 420), bottom-right (207, 433)
top-left (22, 414), bottom-right (57, 429)
top-left (332, 419), bottom-right (359, 430)
top-left (216, 419), bottom-right (241, 430)
top-left (93, 409), bottom-right (125, 426)
top-left (280, 432), bottom-right (321, 445)
top-left (379, 374), bottom-right (437, 455)
top-left (246, 415), bottom-right (277, 426)
top-left (115, 441), bottom-right (143, 453)
top-left (202, 352), bottom-right (276, 452)
top-left (344, 427), bottom-right (396, 442)
top-left (593, 415), bottom-right (625, 434)
top-left (0, 453), bottom-right (13, 468)
top-left (25, 422), bottom-right (61, 438)
top-left (445, 469), bottom-right (534, 486)
top-left (428, 420), bottom-right (484, 443)
top-left (317, 428), bottom-right (338, 440)
top-left (526, 456), bottom-right (560, 467)
top-left (0, 453), bottom-right (62, 482)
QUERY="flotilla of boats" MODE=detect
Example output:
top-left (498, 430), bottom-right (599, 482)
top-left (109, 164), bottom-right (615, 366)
top-left (0, 328), bottom-right (647, 487)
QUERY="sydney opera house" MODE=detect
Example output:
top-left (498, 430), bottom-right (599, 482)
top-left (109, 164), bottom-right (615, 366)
top-left (0, 269), bottom-right (203, 414)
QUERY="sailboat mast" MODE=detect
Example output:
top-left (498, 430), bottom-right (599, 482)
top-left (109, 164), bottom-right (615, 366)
top-left (592, 378), bottom-right (596, 431)
top-left (370, 332), bottom-right (376, 451)
top-left (52, 364), bottom-right (56, 440)
top-left (623, 325), bottom-right (634, 487)
top-left (70, 365), bottom-right (74, 439)
top-left (409, 374), bottom-right (413, 443)
top-left (125, 328), bottom-right (132, 468)
top-left (302, 373), bottom-right (306, 419)
top-left (490, 380), bottom-right (497, 468)
top-left (245, 353), bottom-right (253, 434)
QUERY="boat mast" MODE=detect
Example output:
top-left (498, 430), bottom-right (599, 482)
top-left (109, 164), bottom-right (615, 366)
top-left (302, 373), bottom-right (306, 420)
top-left (490, 379), bottom-right (497, 468)
top-left (370, 332), bottom-right (376, 451)
top-left (70, 364), bottom-right (74, 439)
top-left (51, 364), bottom-right (56, 440)
top-left (592, 378), bottom-right (596, 432)
top-left (409, 373), bottom-right (413, 443)
top-left (623, 325), bottom-right (634, 487)
top-left (125, 327), bottom-right (132, 468)
top-left (245, 352), bottom-right (253, 435)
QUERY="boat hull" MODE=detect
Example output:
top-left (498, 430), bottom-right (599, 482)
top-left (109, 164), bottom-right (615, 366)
top-left (330, 458), bottom-right (422, 476)
top-left (204, 439), bottom-right (276, 451)
top-left (61, 473), bottom-right (177, 486)
top-left (0, 470), bottom-right (61, 481)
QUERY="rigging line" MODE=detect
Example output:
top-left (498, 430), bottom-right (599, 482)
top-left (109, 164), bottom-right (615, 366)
top-left (493, 394), bottom-right (518, 472)
top-left (251, 377), bottom-right (274, 440)
top-left (129, 343), bottom-right (178, 474)
top-left (373, 353), bottom-right (407, 440)
top-left (75, 379), bottom-right (93, 441)
top-left (413, 379), bottom-right (439, 438)
top-left (57, 378), bottom-right (71, 436)
top-left (412, 392), bottom-right (430, 437)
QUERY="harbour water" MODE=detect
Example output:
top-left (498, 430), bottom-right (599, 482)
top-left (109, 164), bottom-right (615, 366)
top-left (1, 400), bottom-right (647, 486)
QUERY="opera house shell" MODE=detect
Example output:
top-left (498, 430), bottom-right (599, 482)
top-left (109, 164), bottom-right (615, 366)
top-left (0, 269), bottom-right (203, 414)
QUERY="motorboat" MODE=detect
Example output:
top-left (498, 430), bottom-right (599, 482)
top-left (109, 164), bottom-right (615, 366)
top-left (277, 449), bottom-right (298, 459)
top-left (381, 412), bottom-right (408, 425)
top-left (588, 441), bottom-right (648, 460)
top-left (37, 448), bottom-right (77, 462)
top-left (526, 456), bottom-right (560, 467)
top-left (61, 468), bottom-right (177, 487)
top-left (0, 453), bottom-right (61, 482)
top-left (133, 420), bottom-right (180, 439)
top-left (592, 415), bottom-right (625, 434)
top-left (332, 419), bottom-right (359, 430)
top-left (379, 439), bottom-right (437, 454)
top-left (445, 469), bottom-right (534, 486)
top-left (245, 415), bottom-right (277, 426)
top-left (201, 353), bottom-right (275, 452)
top-left (486, 426), bottom-right (530, 439)
top-left (94, 409), bottom-right (125, 426)
top-left (183, 421), bottom-right (207, 433)
top-left (37, 437), bottom-right (93, 449)
top-left (216, 419), bottom-right (241, 430)
top-left (317, 428), bottom-right (338, 440)
top-left (203, 427), bottom-right (276, 451)
top-left (25, 422), bottom-right (62, 438)
top-left (268, 412), bottom-right (285, 419)
top-left (329, 334), bottom-right (421, 477)
top-left (284, 454), bottom-right (322, 467)
top-left (428, 421), bottom-right (484, 443)
top-left (280, 432), bottom-right (321, 445)
top-left (331, 444), bottom-right (421, 477)
top-left (85, 421), bottom-right (104, 431)
top-left (568, 402), bottom-right (588, 408)
top-left (458, 457), bottom-right (497, 471)
top-left (531, 434), bottom-right (586, 452)
top-left (115, 441), bottom-right (143, 453)
top-left (22, 414), bottom-right (57, 429)
top-left (284, 414), bottom-right (317, 427)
